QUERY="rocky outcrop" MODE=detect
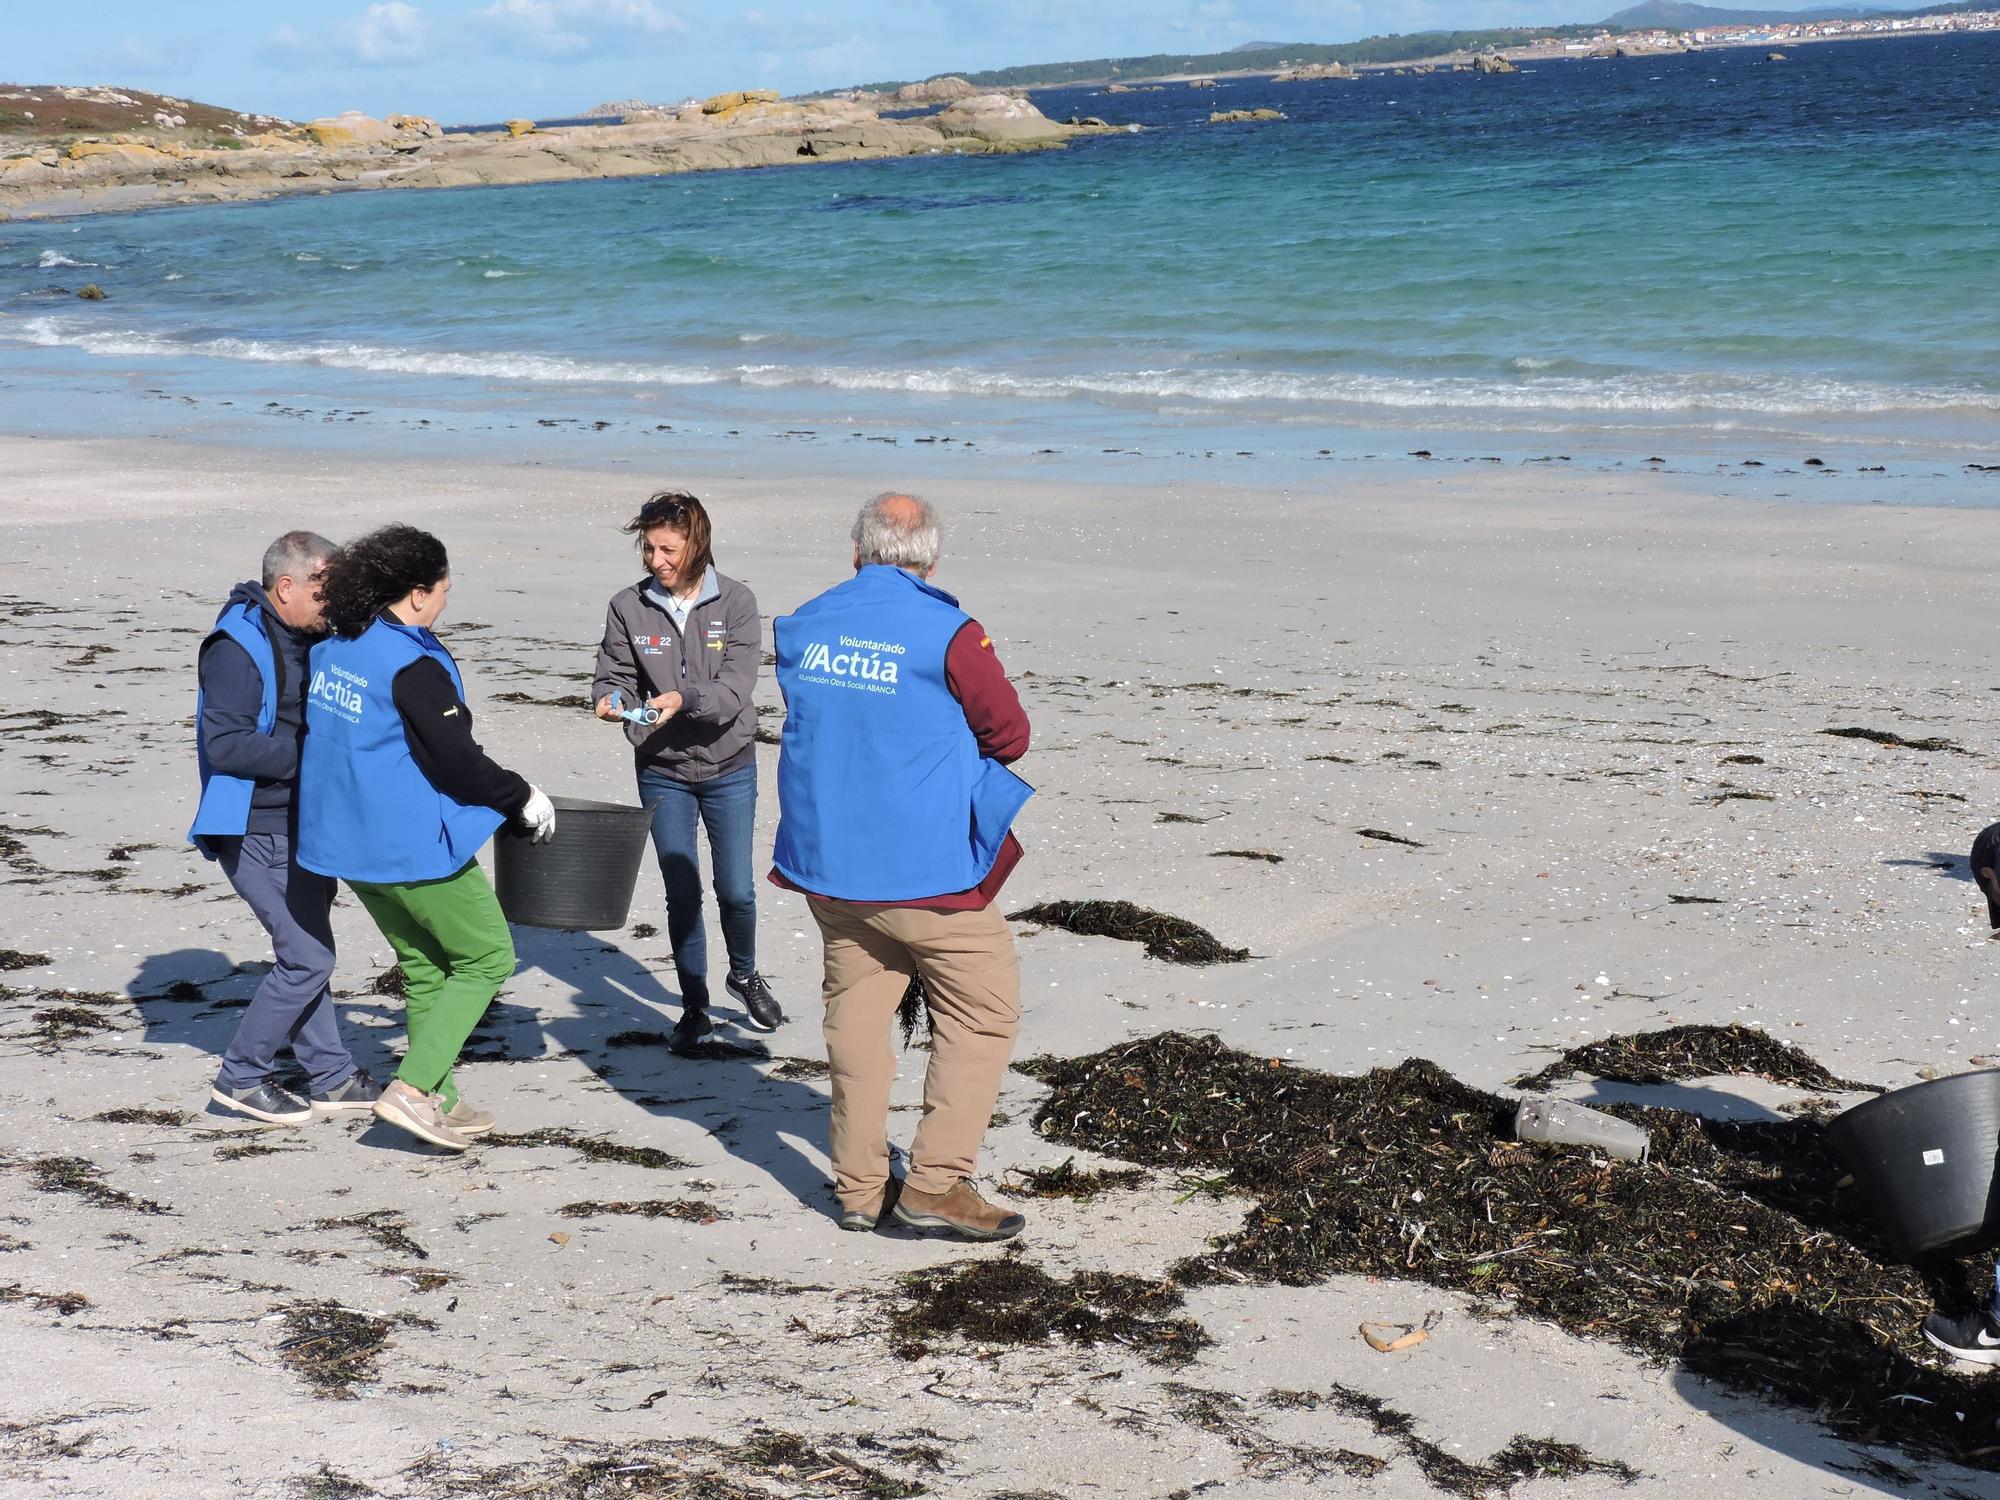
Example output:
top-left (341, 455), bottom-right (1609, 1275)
top-left (1209, 109), bottom-right (1284, 123)
top-left (1472, 53), bottom-right (1519, 73)
top-left (504, 119), bottom-right (536, 137)
top-left (891, 76), bottom-right (977, 106)
top-left (1274, 61), bottom-right (1355, 81)
top-left (931, 93), bottom-right (1070, 147)
top-left (304, 112), bottom-right (399, 148)
top-left (0, 87), bottom-right (1123, 220)
top-left (1766, 50), bottom-right (1787, 60)
top-left (700, 89), bottom-right (781, 117)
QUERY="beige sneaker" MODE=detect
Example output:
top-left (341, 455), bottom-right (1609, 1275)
top-left (371, 1081), bottom-right (470, 1152)
top-left (444, 1099), bottom-right (496, 1137)
top-left (891, 1179), bottom-right (1025, 1241)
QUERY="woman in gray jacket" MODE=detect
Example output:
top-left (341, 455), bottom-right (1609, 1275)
top-left (592, 491), bottom-right (783, 1053)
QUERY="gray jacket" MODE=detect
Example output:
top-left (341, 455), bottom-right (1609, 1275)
top-left (591, 566), bottom-right (762, 782)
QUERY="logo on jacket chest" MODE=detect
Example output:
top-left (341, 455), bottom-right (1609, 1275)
top-left (632, 634), bottom-right (670, 656)
top-left (798, 640), bottom-right (900, 691)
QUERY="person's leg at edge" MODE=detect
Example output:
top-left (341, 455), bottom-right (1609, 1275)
top-left (640, 768), bottom-right (709, 1009)
top-left (215, 832), bottom-right (355, 1095)
top-left (347, 881), bottom-right (459, 1111)
top-left (811, 896), bottom-right (917, 1216)
top-left (383, 864), bottom-right (513, 1104)
top-left (896, 903), bottom-right (1021, 1197)
top-left (700, 765), bottom-right (759, 981)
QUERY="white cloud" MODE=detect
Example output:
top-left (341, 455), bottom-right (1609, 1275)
top-left (472, 0), bottom-right (684, 59)
top-left (341, 2), bottom-right (435, 65)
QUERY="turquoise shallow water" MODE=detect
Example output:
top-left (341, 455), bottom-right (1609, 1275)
top-left (2, 34), bottom-right (1997, 468)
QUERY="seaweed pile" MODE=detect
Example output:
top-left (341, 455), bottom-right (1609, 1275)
top-left (558, 1199), bottom-right (722, 1223)
top-left (1512, 1023), bottom-right (1880, 1093)
top-left (1023, 1032), bottom-right (2000, 1468)
top-left (399, 1428), bottom-right (934, 1498)
top-left (1822, 727), bottom-right (1965, 754)
top-left (484, 1127), bottom-right (692, 1171)
top-left (25, 1156), bottom-right (171, 1215)
top-left (275, 1302), bottom-right (392, 1398)
top-left (1008, 901), bottom-right (1247, 965)
top-left (1002, 1157), bottom-right (1149, 1200)
top-left (888, 1254), bottom-right (1208, 1366)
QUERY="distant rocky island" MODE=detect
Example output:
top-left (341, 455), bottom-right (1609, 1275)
top-left (0, 83), bottom-right (1119, 221)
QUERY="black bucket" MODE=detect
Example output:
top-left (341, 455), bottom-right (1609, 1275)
top-left (493, 795), bottom-right (656, 932)
top-left (1826, 1069), bottom-right (2000, 1261)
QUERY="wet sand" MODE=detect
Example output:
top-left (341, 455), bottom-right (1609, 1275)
top-left (3, 432), bottom-right (1998, 1497)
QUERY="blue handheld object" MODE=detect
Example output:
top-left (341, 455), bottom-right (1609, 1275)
top-left (609, 691), bottom-right (660, 727)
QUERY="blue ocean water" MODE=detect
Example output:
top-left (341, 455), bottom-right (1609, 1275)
top-left (2, 34), bottom-right (1996, 469)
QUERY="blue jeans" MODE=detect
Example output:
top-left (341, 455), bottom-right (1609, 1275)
top-left (212, 832), bottom-right (356, 1095)
top-left (638, 764), bottom-right (757, 1007)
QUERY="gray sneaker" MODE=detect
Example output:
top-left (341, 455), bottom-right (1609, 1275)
top-left (311, 1069), bottom-right (382, 1117)
top-left (443, 1098), bottom-right (496, 1136)
top-left (210, 1080), bottom-right (312, 1125)
top-left (371, 1082), bottom-right (470, 1152)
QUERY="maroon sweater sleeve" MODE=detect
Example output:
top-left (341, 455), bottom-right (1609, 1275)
top-left (945, 619), bottom-right (1030, 763)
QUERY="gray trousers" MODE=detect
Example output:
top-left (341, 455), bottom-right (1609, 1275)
top-left (213, 832), bottom-right (355, 1095)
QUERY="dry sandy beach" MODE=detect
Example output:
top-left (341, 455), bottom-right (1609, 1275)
top-left (5, 431), bottom-right (2000, 1498)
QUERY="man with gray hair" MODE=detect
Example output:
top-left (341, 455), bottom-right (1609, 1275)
top-left (771, 493), bottom-right (1035, 1240)
top-left (190, 530), bottom-right (379, 1125)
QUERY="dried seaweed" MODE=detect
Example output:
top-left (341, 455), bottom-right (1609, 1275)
top-left (370, 965), bottom-right (406, 996)
top-left (276, 1302), bottom-right (391, 1398)
top-left (400, 1429), bottom-right (928, 1497)
top-left (1008, 901), bottom-right (1247, 965)
top-left (1210, 849), bottom-right (1283, 863)
top-left (897, 974), bottom-right (928, 1047)
top-left (606, 1029), bottom-right (670, 1048)
top-left (771, 1056), bottom-right (831, 1080)
top-left (1269, 1387), bottom-right (1637, 1496)
top-left (1668, 894), bottom-right (1724, 905)
top-left (91, 1108), bottom-right (188, 1127)
top-left (288, 1465), bottom-right (380, 1500)
top-left (485, 1127), bottom-right (693, 1171)
top-left (1002, 1157), bottom-right (1149, 1200)
top-left (1027, 1031), bottom-right (2000, 1469)
top-left (28, 1006), bottom-right (118, 1049)
top-left (376, 1266), bottom-right (456, 1293)
top-left (0, 1283), bottom-right (91, 1316)
top-left (1356, 828), bottom-right (1424, 847)
top-left (26, 1156), bottom-right (172, 1215)
top-left (1166, 1384), bottom-right (1384, 1481)
top-left (0, 950), bottom-right (49, 970)
top-left (887, 1254), bottom-right (1209, 1366)
top-left (558, 1199), bottom-right (723, 1223)
top-left (1511, 1024), bottom-right (1879, 1093)
top-left (314, 1210), bottom-right (428, 1261)
top-left (1822, 727), bottom-right (1966, 754)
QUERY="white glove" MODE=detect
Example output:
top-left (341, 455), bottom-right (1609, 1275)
top-left (520, 786), bottom-right (556, 844)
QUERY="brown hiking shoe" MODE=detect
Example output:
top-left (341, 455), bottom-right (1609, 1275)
top-left (891, 1179), bottom-right (1025, 1241)
top-left (444, 1099), bottom-right (496, 1137)
top-left (838, 1176), bottom-right (902, 1232)
top-left (371, 1081), bottom-right (470, 1152)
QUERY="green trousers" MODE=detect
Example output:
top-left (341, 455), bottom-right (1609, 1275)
top-left (348, 860), bottom-right (515, 1111)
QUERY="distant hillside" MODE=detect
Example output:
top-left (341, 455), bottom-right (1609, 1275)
top-left (856, 26), bottom-right (1609, 92)
top-left (0, 83), bottom-right (288, 141)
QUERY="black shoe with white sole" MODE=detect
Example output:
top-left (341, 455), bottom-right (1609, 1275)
top-left (668, 1007), bottom-right (716, 1056)
top-left (210, 1080), bottom-right (312, 1125)
top-left (1922, 1306), bottom-right (2000, 1367)
top-left (311, 1068), bottom-right (383, 1116)
top-left (727, 971), bottom-right (784, 1032)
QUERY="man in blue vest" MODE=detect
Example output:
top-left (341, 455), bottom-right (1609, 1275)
top-left (190, 531), bottom-right (379, 1126)
top-left (772, 492), bottom-right (1034, 1241)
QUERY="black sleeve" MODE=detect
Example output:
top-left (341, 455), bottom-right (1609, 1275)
top-left (392, 659), bottom-right (532, 816)
top-left (198, 636), bottom-right (297, 783)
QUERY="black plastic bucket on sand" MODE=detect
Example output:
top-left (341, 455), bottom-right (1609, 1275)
top-left (1826, 1069), bottom-right (2000, 1261)
top-left (493, 795), bottom-right (656, 931)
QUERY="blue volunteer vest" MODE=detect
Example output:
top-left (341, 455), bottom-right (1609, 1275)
top-left (296, 616), bottom-right (504, 884)
top-left (772, 565), bottom-right (1033, 902)
top-left (187, 601), bottom-right (279, 858)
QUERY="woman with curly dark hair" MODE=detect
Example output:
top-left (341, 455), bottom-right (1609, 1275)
top-left (298, 523), bottom-right (555, 1151)
top-left (590, 490), bottom-right (781, 1055)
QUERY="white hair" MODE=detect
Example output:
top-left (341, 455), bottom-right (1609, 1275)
top-left (261, 530), bottom-right (337, 589)
top-left (851, 492), bottom-right (940, 573)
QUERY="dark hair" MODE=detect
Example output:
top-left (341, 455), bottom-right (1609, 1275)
top-left (1974, 822), bottom-right (2000, 928)
top-left (622, 489), bottom-right (713, 581)
top-left (319, 524), bottom-right (449, 639)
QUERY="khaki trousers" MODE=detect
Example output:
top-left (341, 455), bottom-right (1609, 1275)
top-left (808, 897), bottom-right (1021, 1213)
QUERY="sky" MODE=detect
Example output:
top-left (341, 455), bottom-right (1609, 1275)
top-left (12, 0), bottom-right (1847, 122)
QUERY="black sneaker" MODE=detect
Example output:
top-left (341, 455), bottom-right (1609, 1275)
top-left (668, 1007), bottom-right (715, 1057)
top-left (310, 1068), bottom-right (382, 1117)
top-left (209, 1080), bottom-right (312, 1125)
top-left (727, 971), bottom-right (785, 1032)
top-left (1923, 1306), bottom-right (2000, 1367)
